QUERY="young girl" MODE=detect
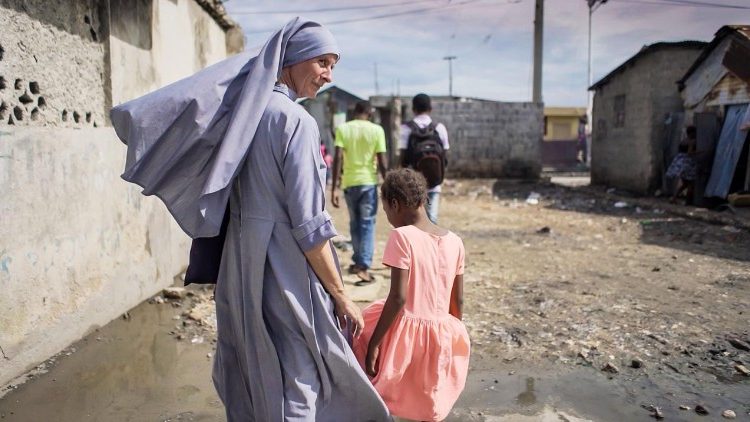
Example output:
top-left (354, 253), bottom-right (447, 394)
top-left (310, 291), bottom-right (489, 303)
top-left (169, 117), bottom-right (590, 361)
top-left (353, 169), bottom-right (470, 422)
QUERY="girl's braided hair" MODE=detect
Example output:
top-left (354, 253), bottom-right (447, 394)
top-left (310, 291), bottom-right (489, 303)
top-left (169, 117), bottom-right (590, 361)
top-left (381, 168), bottom-right (428, 209)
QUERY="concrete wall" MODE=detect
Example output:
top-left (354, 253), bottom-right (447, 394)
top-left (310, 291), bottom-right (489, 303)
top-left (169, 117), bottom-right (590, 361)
top-left (0, 128), bottom-right (190, 385)
top-left (591, 47), bottom-right (703, 194)
top-left (421, 99), bottom-right (543, 178)
top-left (0, 0), bottom-right (236, 386)
top-left (0, 0), bottom-right (107, 127)
top-left (110, 0), bottom-right (230, 105)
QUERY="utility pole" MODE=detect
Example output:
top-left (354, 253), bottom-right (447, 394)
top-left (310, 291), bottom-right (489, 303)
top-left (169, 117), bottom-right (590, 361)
top-left (532, 0), bottom-right (544, 103)
top-left (587, 0), bottom-right (608, 159)
top-left (443, 56), bottom-right (457, 97)
top-left (374, 62), bottom-right (379, 95)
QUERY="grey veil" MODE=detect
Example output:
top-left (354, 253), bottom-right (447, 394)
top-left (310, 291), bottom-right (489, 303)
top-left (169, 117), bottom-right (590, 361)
top-left (110, 17), bottom-right (339, 239)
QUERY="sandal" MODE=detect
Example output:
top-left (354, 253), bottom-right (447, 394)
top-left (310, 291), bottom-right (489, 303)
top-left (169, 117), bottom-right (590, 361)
top-left (348, 264), bottom-right (365, 275)
top-left (354, 270), bottom-right (375, 286)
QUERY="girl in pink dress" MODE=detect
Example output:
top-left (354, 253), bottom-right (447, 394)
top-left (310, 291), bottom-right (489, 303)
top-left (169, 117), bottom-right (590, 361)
top-left (353, 168), bottom-right (470, 422)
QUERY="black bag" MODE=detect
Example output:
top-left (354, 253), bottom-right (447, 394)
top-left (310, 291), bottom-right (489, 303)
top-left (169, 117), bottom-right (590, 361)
top-left (406, 121), bottom-right (446, 189)
top-left (184, 206), bottom-right (230, 285)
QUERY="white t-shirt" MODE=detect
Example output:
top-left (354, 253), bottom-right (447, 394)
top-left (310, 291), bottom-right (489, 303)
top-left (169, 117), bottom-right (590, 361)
top-left (399, 114), bottom-right (450, 192)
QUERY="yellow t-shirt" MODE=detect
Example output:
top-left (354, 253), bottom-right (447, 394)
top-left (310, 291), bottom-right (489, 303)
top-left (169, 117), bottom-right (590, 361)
top-left (334, 119), bottom-right (387, 189)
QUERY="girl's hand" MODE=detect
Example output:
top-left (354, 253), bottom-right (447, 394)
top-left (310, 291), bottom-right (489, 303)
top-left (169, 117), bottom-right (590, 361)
top-left (333, 295), bottom-right (364, 338)
top-left (365, 344), bottom-right (380, 377)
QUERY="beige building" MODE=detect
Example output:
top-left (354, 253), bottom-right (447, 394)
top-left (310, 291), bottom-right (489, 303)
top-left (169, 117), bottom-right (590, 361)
top-left (542, 107), bottom-right (586, 169)
top-left (0, 0), bottom-right (242, 386)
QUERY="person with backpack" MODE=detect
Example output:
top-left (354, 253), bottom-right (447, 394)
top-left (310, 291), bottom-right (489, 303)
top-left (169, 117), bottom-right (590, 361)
top-left (399, 93), bottom-right (449, 223)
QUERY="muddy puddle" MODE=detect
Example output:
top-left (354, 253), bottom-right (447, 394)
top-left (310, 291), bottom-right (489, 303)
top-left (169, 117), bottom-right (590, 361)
top-left (1, 292), bottom-right (743, 421)
top-left (0, 293), bottom-right (223, 422)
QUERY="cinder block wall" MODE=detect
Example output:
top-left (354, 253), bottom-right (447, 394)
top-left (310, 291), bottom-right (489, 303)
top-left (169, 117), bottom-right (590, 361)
top-left (591, 47), bottom-right (703, 194)
top-left (406, 99), bottom-right (543, 178)
top-left (0, 0), bottom-right (107, 127)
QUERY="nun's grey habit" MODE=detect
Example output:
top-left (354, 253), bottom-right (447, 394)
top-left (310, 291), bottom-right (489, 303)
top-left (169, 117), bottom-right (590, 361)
top-left (111, 18), bottom-right (391, 422)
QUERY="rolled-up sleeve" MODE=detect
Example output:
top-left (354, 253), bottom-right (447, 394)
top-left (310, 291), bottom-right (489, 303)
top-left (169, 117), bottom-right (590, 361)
top-left (284, 116), bottom-right (338, 251)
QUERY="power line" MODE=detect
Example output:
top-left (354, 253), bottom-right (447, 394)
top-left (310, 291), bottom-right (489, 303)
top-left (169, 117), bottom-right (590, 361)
top-left (244, 0), bottom-right (523, 34)
top-left (614, 0), bottom-right (750, 9)
top-left (230, 0), bottom-right (443, 15)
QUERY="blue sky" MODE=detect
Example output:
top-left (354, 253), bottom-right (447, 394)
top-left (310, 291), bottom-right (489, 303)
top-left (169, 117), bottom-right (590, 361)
top-left (224, 0), bottom-right (748, 106)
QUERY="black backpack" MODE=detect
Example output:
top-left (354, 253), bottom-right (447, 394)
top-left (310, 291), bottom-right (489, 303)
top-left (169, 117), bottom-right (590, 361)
top-left (406, 121), bottom-right (446, 188)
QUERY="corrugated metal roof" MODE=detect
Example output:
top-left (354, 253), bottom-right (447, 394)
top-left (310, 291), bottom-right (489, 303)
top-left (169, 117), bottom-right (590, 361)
top-left (589, 41), bottom-right (707, 91)
top-left (678, 25), bottom-right (750, 88)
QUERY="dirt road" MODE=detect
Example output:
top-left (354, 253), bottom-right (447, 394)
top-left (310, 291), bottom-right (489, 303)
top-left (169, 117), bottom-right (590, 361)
top-left (1, 179), bottom-right (748, 421)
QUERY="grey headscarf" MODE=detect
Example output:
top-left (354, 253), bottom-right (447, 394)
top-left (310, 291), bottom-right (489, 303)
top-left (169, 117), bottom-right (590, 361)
top-left (111, 18), bottom-right (339, 238)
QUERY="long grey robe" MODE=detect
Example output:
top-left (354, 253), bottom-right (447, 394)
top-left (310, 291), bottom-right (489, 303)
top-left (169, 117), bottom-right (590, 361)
top-left (211, 84), bottom-right (391, 421)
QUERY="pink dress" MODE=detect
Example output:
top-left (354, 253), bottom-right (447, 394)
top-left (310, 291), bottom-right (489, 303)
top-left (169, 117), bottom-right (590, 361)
top-left (353, 226), bottom-right (471, 421)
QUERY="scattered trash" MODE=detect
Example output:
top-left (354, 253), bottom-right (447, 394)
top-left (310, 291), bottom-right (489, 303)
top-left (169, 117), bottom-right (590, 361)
top-left (641, 404), bottom-right (664, 420)
top-left (536, 226), bottom-right (551, 235)
top-left (722, 410), bottom-right (736, 419)
top-left (153, 296), bottom-right (165, 304)
top-left (191, 336), bottom-right (204, 345)
top-left (679, 405), bottom-right (691, 411)
top-left (526, 192), bottom-right (541, 205)
top-left (614, 201), bottom-right (628, 208)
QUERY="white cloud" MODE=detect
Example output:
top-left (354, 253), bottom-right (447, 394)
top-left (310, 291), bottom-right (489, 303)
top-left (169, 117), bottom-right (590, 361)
top-left (225, 0), bottom-right (744, 106)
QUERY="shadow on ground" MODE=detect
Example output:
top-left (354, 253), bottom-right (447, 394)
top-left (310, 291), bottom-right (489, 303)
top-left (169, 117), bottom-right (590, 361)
top-left (484, 179), bottom-right (750, 263)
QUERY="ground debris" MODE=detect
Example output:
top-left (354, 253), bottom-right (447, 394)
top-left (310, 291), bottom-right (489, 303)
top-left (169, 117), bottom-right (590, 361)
top-left (726, 336), bottom-right (750, 352)
top-left (641, 404), bottom-right (664, 420)
top-left (163, 287), bottom-right (187, 300)
top-left (733, 364), bottom-right (750, 376)
top-left (722, 409), bottom-right (737, 419)
top-left (695, 404), bottom-right (709, 415)
top-left (602, 362), bottom-right (619, 374)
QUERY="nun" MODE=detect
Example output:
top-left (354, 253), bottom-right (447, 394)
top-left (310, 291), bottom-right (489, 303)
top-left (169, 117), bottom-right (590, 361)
top-left (111, 18), bottom-right (391, 422)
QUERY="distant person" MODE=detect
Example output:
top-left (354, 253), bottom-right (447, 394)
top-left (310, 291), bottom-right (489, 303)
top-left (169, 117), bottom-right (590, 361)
top-left (577, 116), bottom-right (588, 164)
top-left (320, 140), bottom-right (333, 182)
top-left (353, 168), bottom-right (470, 422)
top-left (399, 93), bottom-right (449, 223)
top-left (331, 101), bottom-right (388, 283)
top-left (667, 125), bottom-right (698, 204)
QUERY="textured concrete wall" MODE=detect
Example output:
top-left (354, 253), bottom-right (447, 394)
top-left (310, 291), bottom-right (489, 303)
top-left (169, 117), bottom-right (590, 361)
top-left (110, 0), bottom-right (230, 105)
top-left (591, 47), bottom-right (703, 194)
top-left (404, 99), bottom-right (543, 178)
top-left (0, 0), bottom-right (107, 127)
top-left (0, 128), bottom-right (190, 385)
top-left (0, 0), bottom-right (235, 386)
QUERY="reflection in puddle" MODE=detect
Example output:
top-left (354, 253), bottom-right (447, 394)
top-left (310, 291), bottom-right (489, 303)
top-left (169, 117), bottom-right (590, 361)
top-left (515, 377), bottom-right (536, 407)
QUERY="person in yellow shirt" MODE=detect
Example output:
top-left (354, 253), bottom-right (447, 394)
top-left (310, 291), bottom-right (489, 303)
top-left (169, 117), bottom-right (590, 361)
top-left (331, 101), bottom-right (388, 283)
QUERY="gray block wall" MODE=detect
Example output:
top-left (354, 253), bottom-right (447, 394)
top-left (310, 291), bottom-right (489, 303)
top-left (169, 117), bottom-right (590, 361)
top-left (591, 46), bottom-right (704, 194)
top-left (416, 99), bottom-right (543, 178)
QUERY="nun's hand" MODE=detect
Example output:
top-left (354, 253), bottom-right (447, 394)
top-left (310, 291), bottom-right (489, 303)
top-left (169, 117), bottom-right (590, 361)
top-left (333, 295), bottom-right (364, 337)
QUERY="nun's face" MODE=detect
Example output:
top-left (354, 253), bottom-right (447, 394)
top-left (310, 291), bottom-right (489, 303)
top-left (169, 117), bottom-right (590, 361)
top-left (288, 54), bottom-right (337, 98)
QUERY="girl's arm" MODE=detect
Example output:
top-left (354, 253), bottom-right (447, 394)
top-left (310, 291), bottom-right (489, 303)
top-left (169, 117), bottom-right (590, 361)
top-left (449, 274), bottom-right (464, 320)
top-left (365, 266), bottom-right (408, 377)
top-left (304, 241), bottom-right (364, 337)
